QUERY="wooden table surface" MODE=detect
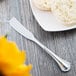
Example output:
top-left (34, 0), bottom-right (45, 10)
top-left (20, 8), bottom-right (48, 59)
top-left (0, 0), bottom-right (76, 76)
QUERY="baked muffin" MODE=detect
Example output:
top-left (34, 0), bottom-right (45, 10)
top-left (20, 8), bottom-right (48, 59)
top-left (50, 0), bottom-right (76, 25)
top-left (32, 0), bottom-right (51, 11)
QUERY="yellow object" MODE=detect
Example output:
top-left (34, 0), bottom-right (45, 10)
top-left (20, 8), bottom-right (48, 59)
top-left (0, 36), bottom-right (32, 76)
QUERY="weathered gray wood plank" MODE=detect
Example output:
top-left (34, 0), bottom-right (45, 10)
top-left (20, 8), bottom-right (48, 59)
top-left (0, 0), bottom-right (76, 76)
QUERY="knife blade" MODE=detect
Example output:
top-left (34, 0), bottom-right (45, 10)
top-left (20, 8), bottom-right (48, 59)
top-left (9, 17), bottom-right (35, 41)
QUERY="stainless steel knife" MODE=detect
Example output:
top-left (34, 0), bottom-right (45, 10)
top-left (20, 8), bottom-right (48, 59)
top-left (9, 17), bottom-right (71, 72)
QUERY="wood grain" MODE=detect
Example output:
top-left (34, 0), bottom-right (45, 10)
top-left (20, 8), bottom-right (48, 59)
top-left (0, 0), bottom-right (76, 76)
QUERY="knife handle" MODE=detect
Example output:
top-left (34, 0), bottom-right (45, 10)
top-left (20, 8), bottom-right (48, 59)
top-left (33, 38), bottom-right (71, 72)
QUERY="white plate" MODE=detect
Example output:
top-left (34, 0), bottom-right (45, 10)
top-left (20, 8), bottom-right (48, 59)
top-left (30, 0), bottom-right (76, 32)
